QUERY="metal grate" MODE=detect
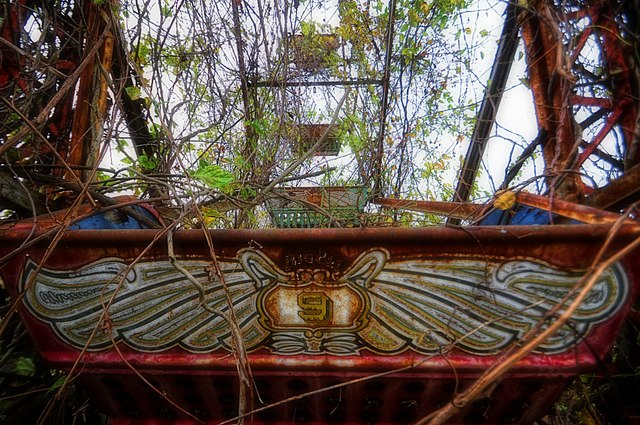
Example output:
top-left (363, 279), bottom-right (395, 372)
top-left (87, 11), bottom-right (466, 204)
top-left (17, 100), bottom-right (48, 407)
top-left (91, 374), bottom-right (568, 424)
top-left (268, 186), bottom-right (368, 228)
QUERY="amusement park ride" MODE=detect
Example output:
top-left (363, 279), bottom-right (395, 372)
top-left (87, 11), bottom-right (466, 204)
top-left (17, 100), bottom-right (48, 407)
top-left (1, 0), bottom-right (639, 424)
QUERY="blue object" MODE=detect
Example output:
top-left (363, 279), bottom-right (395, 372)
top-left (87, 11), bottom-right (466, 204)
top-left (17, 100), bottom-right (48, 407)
top-left (479, 205), bottom-right (556, 225)
top-left (510, 206), bottom-right (555, 225)
top-left (70, 206), bottom-right (159, 230)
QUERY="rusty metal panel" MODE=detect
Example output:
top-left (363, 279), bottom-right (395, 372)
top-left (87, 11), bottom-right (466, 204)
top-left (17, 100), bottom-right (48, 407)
top-left (1, 225), bottom-right (639, 424)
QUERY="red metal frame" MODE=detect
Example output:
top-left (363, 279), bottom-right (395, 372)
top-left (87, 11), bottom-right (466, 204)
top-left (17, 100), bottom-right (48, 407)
top-left (568, 0), bottom-right (638, 169)
top-left (1, 1), bottom-right (639, 424)
top-left (1, 225), bottom-right (638, 424)
top-left (0, 0), bottom-right (30, 93)
top-left (521, 0), bottom-right (639, 195)
top-left (0, 0), bottom-right (109, 175)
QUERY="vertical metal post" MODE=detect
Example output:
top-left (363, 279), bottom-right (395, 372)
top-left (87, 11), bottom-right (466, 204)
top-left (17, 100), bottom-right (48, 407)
top-left (451, 1), bottom-right (519, 208)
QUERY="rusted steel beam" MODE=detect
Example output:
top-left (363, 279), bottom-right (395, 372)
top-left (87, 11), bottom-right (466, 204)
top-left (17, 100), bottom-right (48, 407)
top-left (0, 1), bottom-right (85, 175)
top-left (575, 105), bottom-right (626, 168)
top-left (66, 2), bottom-right (105, 181)
top-left (0, 18), bottom-right (107, 161)
top-left (584, 163), bottom-right (640, 210)
top-left (570, 95), bottom-right (612, 109)
top-left (376, 192), bottom-right (629, 225)
top-left (87, 15), bottom-right (115, 179)
top-left (0, 0), bottom-right (32, 93)
top-left (373, 197), bottom-right (485, 220)
top-left (519, 0), bottom-right (582, 199)
top-left (514, 191), bottom-right (628, 224)
top-left (564, 0), bottom-right (639, 173)
top-left (586, 0), bottom-right (639, 169)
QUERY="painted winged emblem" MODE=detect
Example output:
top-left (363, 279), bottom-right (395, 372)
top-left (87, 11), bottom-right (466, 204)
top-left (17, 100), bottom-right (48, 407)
top-left (21, 256), bottom-right (264, 352)
top-left (21, 248), bottom-right (627, 355)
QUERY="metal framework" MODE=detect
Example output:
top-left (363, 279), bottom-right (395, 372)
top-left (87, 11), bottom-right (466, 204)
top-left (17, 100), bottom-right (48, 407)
top-left (1, 1), bottom-right (640, 424)
top-left (0, 0), bottom-right (154, 185)
top-left (453, 0), bottom-right (639, 209)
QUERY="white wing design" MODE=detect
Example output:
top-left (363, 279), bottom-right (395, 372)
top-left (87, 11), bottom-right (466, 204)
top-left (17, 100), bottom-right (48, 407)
top-left (351, 253), bottom-right (627, 355)
top-left (21, 257), bottom-right (264, 352)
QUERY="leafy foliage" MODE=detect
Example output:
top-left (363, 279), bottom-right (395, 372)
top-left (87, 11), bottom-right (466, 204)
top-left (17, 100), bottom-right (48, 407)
top-left (190, 160), bottom-right (235, 192)
top-left (0, 0), bottom-right (504, 227)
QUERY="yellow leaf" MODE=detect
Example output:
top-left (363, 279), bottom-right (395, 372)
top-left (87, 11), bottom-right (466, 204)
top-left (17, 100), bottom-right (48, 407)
top-left (494, 190), bottom-right (516, 210)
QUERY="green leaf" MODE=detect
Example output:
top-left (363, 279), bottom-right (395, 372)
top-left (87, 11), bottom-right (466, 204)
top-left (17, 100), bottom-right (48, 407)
top-left (138, 154), bottom-right (157, 171)
top-left (47, 375), bottom-right (67, 394)
top-left (190, 162), bottom-right (235, 191)
top-left (125, 86), bottom-right (141, 101)
top-left (238, 187), bottom-right (257, 200)
top-left (13, 357), bottom-right (36, 377)
top-left (300, 21), bottom-right (315, 36)
top-left (248, 118), bottom-right (268, 136)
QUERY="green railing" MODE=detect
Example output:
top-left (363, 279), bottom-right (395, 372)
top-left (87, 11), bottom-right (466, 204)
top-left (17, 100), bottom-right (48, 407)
top-left (268, 186), bottom-right (368, 228)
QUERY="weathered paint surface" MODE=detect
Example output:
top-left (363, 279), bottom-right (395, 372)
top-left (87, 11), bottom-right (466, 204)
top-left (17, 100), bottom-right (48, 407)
top-left (1, 225), bottom-right (638, 424)
top-left (20, 246), bottom-right (628, 355)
